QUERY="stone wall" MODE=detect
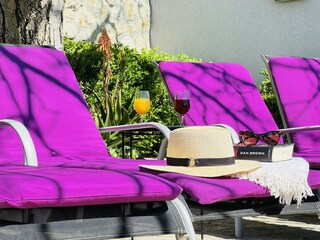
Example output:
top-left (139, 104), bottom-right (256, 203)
top-left (63, 0), bottom-right (151, 51)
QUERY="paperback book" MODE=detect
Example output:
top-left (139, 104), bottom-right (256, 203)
top-left (234, 144), bottom-right (294, 162)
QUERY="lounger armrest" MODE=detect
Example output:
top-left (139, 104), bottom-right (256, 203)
top-left (152, 60), bottom-right (160, 68)
top-left (0, 119), bottom-right (38, 166)
top-left (99, 122), bottom-right (171, 140)
top-left (279, 125), bottom-right (320, 134)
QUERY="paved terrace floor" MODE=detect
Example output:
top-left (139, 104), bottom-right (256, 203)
top-left (119, 214), bottom-right (320, 239)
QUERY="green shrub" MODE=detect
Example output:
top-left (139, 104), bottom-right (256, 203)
top-left (64, 38), bottom-right (200, 158)
top-left (259, 70), bottom-right (283, 128)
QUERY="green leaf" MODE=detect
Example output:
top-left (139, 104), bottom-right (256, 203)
top-left (114, 91), bottom-right (122, 123)
top-left (119, 108), bottom-right (130, 125)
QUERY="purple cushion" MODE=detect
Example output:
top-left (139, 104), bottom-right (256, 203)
top-left (0, 165), bottom-right (181, 208)
top-left (159, 62), bottom-right (281, 141)
top-left (155, 170), bottom-right (320, 205)
top-left (36, 156), bottom-right (167, 171)
top-left (0, 46), bottom-right (110, 164)
top-left (268, 57), bottom-right (320, 169)
top-left (159, 173), bottom-right (269, 204)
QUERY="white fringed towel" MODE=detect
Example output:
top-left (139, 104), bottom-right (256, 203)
top-left (232, 157), bottom-right (313, 205)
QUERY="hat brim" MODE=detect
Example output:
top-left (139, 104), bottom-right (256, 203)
top-left (140, 160), bottom-right (262, 178)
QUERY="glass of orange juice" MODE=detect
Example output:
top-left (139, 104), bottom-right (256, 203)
top-left (134, 90), bottom-right (151, 122)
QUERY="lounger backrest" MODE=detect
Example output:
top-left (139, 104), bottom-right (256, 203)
top-left (159, 62), bottom-right (280, 137)
top-left (0, 45), bottom-right (110, 164)
top-left (267, 57), bottom-right (320, 159)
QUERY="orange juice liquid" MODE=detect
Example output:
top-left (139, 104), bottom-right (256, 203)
top-left (134, 98), bottom-right (151, 115)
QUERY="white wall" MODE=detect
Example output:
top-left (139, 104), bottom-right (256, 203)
top-left (150, 0), bottom-right (320, 84)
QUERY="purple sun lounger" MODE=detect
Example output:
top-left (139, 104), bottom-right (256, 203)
top-left (156, 61), bottom-right (320, 238)
top-left (0, 45), bottom-right (196, 240)
top-left (262, 55), bottom-right (320, 169)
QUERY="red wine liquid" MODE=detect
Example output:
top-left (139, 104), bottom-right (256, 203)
top-left (174, 99), bottom-right (190, 115)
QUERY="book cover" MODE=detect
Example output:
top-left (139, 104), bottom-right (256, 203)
top-left (234, 144), bottom-right (294, 162)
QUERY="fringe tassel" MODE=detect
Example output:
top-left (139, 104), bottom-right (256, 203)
top-left (232, 157), bottom-right (313, 205)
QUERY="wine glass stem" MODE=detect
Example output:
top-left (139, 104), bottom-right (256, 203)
top-left (140, 115), bottom-right (144, 123)
top-left (180, 115), bottom-right (184, 126)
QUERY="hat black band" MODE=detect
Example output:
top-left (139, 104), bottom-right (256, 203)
top-left (167, 157), bottom-right (235, 167)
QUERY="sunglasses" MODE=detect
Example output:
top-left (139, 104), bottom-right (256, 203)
top-left (238, 130), bottom-right (282, 146)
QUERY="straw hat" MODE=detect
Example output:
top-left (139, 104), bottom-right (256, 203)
top-left (140, 126), bottom-right (261, 178)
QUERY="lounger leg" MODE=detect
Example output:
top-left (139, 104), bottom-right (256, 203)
top-left (314, 189), bottom-right (320, 219)
top-left (200, 208), bottom-right (204, 240)
top-left (175, 233), bottom-right (186, 240)
top-left (76, 206), bottom-right (84, 219)
top-left (171, 197), bottom-right (196, 240)
top-left (234, 217), bottom-right (243, 239)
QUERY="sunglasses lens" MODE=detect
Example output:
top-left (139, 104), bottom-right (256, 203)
top-left (239, 131), bottom-right (259, 146)
top-left (244, 137), bottom-right (259, 146)
top-left (262, 131), bottom-right (281, 146)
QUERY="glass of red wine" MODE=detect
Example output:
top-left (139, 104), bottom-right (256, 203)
top-left (174, 91), bottom-right (190, 125)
